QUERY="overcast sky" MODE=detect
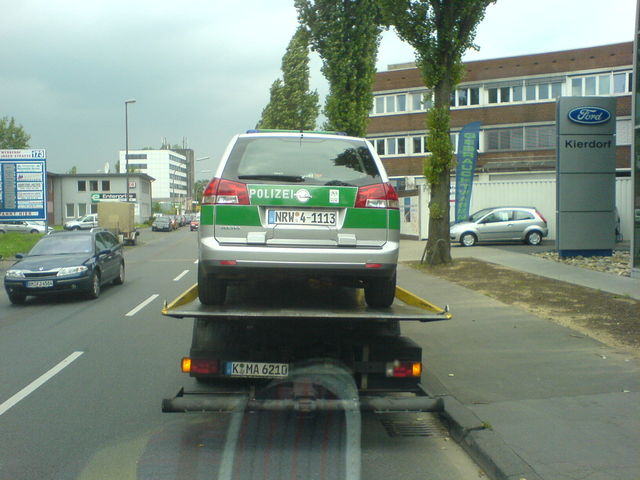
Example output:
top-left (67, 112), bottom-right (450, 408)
top-left (1, 0), bottom-right (635, 178)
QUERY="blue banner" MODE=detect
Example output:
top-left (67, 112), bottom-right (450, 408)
top-left (454, 122), bottom-right (481, 223)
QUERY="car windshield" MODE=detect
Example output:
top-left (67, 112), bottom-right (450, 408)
top-left (225, 136), bottom-right (382, 186)
top-left (28, 234), bottom-right (93, 255)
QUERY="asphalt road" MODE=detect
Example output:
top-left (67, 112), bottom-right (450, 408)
top-left (0, 228), bottom-right (482, 480)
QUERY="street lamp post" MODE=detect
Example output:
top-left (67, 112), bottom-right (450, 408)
top-left (124, 99), bottom-right (136, 202)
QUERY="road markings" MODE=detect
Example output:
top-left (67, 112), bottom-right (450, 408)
top-left (126, 294), bottom-right (159, 317)
top-left (173, 270), bottom-right (189, 282)
top-left (0, 351), bottom-right (84, 417)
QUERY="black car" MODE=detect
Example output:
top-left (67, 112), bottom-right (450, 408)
top-left (3, 230), bottom-right (125, 304)
top-left (151, 216), bottom-right (173, 232)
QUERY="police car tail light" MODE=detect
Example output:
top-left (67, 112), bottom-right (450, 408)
top-left (202, 178), bottom-right (249, 205)
top-left (355, 183), bottom-right (399, 209)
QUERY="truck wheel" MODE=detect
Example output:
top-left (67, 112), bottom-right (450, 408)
top-left (364, 271), bottom-right (396, 308)
top-left (198, 264), bottom-right (227, 305)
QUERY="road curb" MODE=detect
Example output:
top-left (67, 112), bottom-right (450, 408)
top-left (422, 381), bottom-right (543, 480)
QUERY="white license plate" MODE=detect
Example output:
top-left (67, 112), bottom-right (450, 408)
top-left (268, 209), bottom-right (336, 226)
top-left (226, 362), bottom-right (289, 378)
top-left (27, 280), bottom-right (53, 288)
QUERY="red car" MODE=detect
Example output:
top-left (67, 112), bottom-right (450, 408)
top-left (190, 216), bottom-right (200, 231)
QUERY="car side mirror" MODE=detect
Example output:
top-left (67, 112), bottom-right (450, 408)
top-left (16, 253), bottom-right (24, 259)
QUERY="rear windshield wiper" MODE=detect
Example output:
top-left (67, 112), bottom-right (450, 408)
top-left (324, 180), bottom-right (355, 187)
top-left (238, 174), bottom-right (305, 183)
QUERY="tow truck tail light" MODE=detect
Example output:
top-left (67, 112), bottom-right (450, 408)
top-left (355, 183), bottom-right (399, 209)
top-left (386, 361), bottom-right (422, 378)
top-left (202, 178), bottom-right (250, 205)
top-left (182, 357), bottom-right (219, 375)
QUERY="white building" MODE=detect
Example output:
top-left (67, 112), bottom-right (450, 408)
top-left (118, 150), bottom-right (188, 203)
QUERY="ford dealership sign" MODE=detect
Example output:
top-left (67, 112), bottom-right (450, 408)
top-left (567, 106), bottom-right (611, 125)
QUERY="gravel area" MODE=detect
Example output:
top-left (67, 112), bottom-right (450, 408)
top-left (532, 250), bottom-right (632, 277)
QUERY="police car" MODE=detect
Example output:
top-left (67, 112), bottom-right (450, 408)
top-left (197, 130), bottom-right (400, 307)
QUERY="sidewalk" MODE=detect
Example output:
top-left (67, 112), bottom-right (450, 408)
top-left (398, 240), bottom-right (640, 480)
top-left (399, 239), bottom-right (640, 300)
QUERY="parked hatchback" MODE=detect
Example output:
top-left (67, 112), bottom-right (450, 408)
top-left (198, 130), bottom-right (400, 307)
top-left (4, 230), bottom-right (125, 304)
top-left (450, 206), bottom-right (548, 246)
top-left (0, 220), bottom-right (53, 234)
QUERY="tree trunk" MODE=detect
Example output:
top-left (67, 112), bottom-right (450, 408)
top-left (423, 78), bottom-right (453, 265)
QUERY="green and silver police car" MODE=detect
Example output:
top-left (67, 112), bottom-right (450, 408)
top-left (198, 130), bottom-right (400, 307)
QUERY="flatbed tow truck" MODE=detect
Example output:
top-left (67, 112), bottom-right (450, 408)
top-left (161, 280), bottom-right (451, 413)
top-left (160, 281), bottom-right (453, 479)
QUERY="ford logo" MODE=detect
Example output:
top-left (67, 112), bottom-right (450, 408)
top-left (567, 106), bottom-right (611, 125)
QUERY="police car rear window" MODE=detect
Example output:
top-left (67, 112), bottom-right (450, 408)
top-left (223, 137), bottom-right (382, 186)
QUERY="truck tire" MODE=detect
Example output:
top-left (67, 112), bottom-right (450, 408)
top-left (364, 271), bottom-right (396, 308)
top-left (198, 264), bottom-right (227, 305)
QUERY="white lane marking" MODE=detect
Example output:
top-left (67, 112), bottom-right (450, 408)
top-left (126, 294), bottom-right (159, 317)
top-left (173, 270), bottom-right (189, 282)
top-left (0, 351), bottom-right (84, 417)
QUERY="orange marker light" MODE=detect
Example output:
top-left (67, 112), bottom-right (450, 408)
top-left (181, 357), bottom-right (192, 373)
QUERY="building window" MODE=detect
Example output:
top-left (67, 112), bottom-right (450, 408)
top-left (66, 203), bottom-right (75, 218)
top-left (90, 180), bottom-right (98, 191)
top-left (572, 71), bottom-right (632, 96)
top-left (397, 138), bottom-right (406, 155)
top-left (101, 180), bottom-right (110, 191)
top-left (524, 125), bottom-right (555, 150)
top-left (387, 138), bottom-right (397, 155)
top-left (396, 94), bottom-right (407, 112)
top-left (452, 87), bottom-right (480, 107)
top-left (485, 127), bottom-right (524, 152)
top-left (127, 153), bottom-right (147, 160)
top-left (90, 204), bottom-right (98, 214)
top-left (78, 203), bottom-right (87, 216)
top-left (375, 139), bottom-right (385, 155)
top-left (375, 96), bottom-right (385, 114)
top-left (77, 180), bottom-right (86, 192)
top-left (384, 96), bottom-right (394, 113)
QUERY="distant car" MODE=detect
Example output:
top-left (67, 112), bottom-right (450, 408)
top-left (190, 216), bottom-right (200, 231)
top-left (450, 206), bottom-right (548, 247)
top-left (152, 216), bottom-right (173, 232)
top-left (64, 214), bottom-right (99, 230)
top-left (0, 220), bottom-right (54, 234)
top-left (3, 230), bottom-right (125, 304)
top-left (197, 130), bottom-right (400, 308)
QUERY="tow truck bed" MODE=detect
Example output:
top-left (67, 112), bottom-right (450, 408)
top-left (161, 280), bottom-right (451, 413)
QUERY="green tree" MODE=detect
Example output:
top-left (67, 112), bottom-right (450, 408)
top-left (380, 0), bottom-right (495, 265)
top-left (258, 28), bottom-right (320, 130)
top-left (0, 116), bottom-right (31, 149)
top-left (295, 0), bottom-right (382, 136)
top-left (193, 179), bottom-right (209, 204)
top-left (67, 166), bottom-right (77, 174)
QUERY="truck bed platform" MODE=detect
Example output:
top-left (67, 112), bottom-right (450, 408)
top-left (162, 281), bottom-right (452, 323)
